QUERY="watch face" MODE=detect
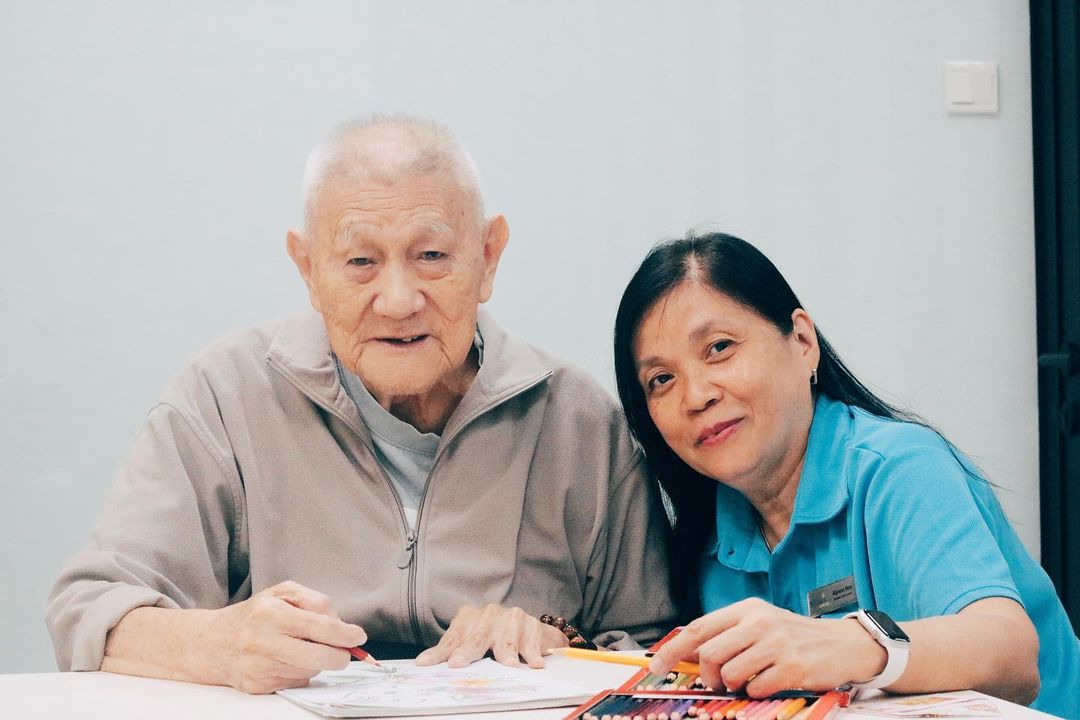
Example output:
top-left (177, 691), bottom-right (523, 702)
top-left (865, 609), bottom-right (911, 642)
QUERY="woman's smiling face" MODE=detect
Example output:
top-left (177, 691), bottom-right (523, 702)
top-left (632, 280), bottom-right (820, 495)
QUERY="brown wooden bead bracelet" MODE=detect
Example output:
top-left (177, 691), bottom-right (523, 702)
top-left (539, 614), bottom-right (598, 650)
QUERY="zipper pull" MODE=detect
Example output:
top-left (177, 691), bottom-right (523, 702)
top-left (396, 533), bottom-right (417, 569)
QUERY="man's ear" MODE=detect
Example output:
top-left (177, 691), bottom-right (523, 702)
top-left (478, 214), bottom-right (510, 303)
top-left (286, 229), bottom-right (322, 313)
top-left (790, 308), bottom-right (820, 376)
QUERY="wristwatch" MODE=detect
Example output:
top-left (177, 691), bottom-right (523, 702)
top-left (843, 609), bottom-right (911, 689)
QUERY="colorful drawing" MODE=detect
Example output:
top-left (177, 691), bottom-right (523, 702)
top-left (277, 659), bottom-right (592, 717)
top-left (853, 691), bottom-right (1001, 718)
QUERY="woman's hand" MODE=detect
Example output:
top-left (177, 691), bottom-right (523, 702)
top-left (649, 598), bottom-right (886, 697)
top-left (415, 604), bottom-right (569, 668)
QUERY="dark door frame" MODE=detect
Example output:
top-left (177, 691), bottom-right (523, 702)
top-left (1032, 0), bottom-right (1080, 631)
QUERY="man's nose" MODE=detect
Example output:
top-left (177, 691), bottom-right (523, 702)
top-left (371, 264), bottom-right (424, 319)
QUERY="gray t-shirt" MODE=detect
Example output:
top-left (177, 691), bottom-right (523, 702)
top-left (336, 331), bottom-right (483, 532)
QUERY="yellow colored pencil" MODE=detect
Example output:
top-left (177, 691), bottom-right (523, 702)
top-left (552, 647), bottom-right (702, 677)
top-left (776, 698), bottom-right (807, 720)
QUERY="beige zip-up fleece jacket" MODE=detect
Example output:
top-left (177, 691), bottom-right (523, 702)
top-left (46, 309), bottom-right (678, 671)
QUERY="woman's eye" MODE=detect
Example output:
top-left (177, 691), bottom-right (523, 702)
top-left (420, 250), bottom-right (447, 261)
top-left (647, 373), bottom-right (673, 392)
top-left (708, 340), bottom-right (733, 356)
top-left (348, 257), bottom-right (373, 267)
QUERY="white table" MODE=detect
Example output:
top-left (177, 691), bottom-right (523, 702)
top-left (0, 656), bottom-right (1061, 720)
top-left (0, 655), bottom-right (637, 720)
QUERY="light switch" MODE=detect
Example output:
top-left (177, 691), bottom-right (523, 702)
top-left (945, 61), bottom-right (998, 114)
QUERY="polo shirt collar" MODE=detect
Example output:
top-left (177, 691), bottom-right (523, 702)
top-left (711, 394), bottom-right (853, 572)
top-left (792, 394), bottom-right (852, 524)
top-left (710, 484), bottom-right (771, 573)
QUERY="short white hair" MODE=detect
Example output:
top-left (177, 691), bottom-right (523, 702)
top-left (301, 114), bottom-right (485, 234)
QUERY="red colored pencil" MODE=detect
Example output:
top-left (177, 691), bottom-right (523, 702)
top-left (349, 646), bottom-right (383, 668)
top-left (803, 691), bottom-right (844, 720)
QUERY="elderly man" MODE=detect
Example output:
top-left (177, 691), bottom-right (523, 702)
top-left (46, 115), bottom-right (677, 693)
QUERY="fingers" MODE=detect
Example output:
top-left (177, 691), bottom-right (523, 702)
top-left (416, 604), bottom-right (564, 669)
top-left (649, 600), bottom-right (753, 675)
top-left (491, 638), bottom-right (521, 667)
top-left (251, 583), bottom-right (366, 649)
top-left (414, 644), bottom-right (450, 666)
top-left (650, 599), bottom-right (816, 696)
top-left (715, 638), bottom-right (780, 695)
top-left (695, 622), bottom-right (756, 691)
top-left (447, 605), bottom-right (502, 667)
top-left (278, 601), bottom-right (368, 649)
top-left (269, 635), bottom-right (353, 675)
top-left (742, 665), bottom-right (792, 699)
top-left (270, 581), bottom-right (342, 619)
top-left (222, 582), bottom-right (364, 693)
top-left (521, 622), bottom-right (565, 669)
top-left (415, 605), bottom-right (480, 666)
top-left (495, 606), bottom-right (562, 667)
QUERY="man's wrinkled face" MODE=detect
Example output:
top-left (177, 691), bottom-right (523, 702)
top-left (290, 170), bottom-right (502, 402)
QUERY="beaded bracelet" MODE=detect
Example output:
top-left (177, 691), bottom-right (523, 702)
top-left (539, 613), bottom-right (598, 650)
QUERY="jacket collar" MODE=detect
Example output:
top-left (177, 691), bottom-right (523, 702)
top-left (264, 308), bottom-right (552, 440)
top-left (710, 394), bottom-right (853, 573)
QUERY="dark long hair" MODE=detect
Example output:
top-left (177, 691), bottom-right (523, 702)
top-left (613, 232), bottom-right (918, 613)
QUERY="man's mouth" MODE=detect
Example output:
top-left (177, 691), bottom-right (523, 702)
top-left (377, 335), bottom-right (430, 346)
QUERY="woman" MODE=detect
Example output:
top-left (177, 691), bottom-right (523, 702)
top-left (613, 232), bottom-right (1079, 719)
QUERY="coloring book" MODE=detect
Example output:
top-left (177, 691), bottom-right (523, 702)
top-left (277, 659), bottom-right (595, 717)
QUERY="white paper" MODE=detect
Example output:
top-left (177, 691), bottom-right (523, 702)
top-left (276, 659), bottom-right (595, 718)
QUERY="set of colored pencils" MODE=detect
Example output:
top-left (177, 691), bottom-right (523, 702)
top-left (632, 671), bottom-right (708, 691)
top-left (630, 669), bottom-right (708, 690)
top-left (578, 692), bottom-right (843, 720)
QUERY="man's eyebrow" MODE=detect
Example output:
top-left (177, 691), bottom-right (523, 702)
top-left (334, 223), bottom-right (365, 246)
top-left (333, 219), bottom-right (455, 247)
top-left (421, 220), bottom-right (454, 236)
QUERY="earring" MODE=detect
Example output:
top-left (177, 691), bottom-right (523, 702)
top-left (810, 368), bottom-right (818, 386)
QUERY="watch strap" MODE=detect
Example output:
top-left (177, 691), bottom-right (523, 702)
top-left (844, 610), bottom-right (910, 690)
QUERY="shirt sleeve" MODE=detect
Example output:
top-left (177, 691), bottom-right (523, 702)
top-left (855, 443), bottom-right (1022, 620)
top-left (580, 449), bottom-right (681, 648)
top-left (44, 401), bottom-right (249, 671)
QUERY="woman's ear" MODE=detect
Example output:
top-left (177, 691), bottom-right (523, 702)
top-left (790, 309), bottom-right (821, 376)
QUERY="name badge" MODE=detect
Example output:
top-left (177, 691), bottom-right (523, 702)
top-left (807, 576), bottom-right (858, 618)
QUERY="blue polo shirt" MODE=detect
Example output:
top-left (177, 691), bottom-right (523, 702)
top-left (699, 395), bottom-right (1079, 719)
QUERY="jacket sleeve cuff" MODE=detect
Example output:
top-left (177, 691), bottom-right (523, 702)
top-left (69, 586), bottom-right (179, 672)
top-left (591, 629), bottom-right (643, 651)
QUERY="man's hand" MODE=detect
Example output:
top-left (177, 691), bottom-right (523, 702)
top-left (208, 581), bottom-right (369, 693)
top-left (414, 604), bottom-right (568, 669)
top-left (103, 581), bottom-right (368, 694)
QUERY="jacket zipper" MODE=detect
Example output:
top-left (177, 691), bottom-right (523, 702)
top-left (268, 355), bottom-right (551, 648)
top-left (402, 373), bottom-right (551, 645)
top-left (343, 423), bottom-right (424, 642)
top-left (268, 357), bottom-right (421, 641)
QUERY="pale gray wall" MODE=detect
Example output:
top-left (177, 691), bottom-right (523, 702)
top-left (0, 1), bottom-right (1036, 673)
